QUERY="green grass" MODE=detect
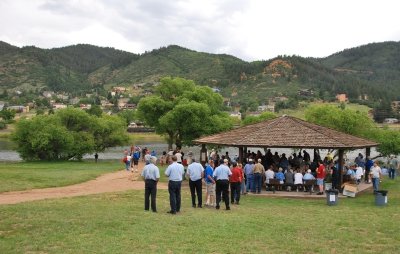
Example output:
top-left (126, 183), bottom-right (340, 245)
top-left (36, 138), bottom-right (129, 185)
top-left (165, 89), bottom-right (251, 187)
top-left (0, 177), bottom-right (399, 253)
top-left (0, 161), bottom-right (121, 193)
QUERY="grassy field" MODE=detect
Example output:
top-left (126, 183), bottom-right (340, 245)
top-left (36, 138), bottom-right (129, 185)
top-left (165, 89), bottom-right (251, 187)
top-left (0, 176), bottom-right (399, 253)
top-left (0, 161), bottom-right (121, 193)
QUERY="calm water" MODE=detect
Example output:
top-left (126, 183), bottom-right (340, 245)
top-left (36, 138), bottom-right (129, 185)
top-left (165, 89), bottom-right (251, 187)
top-left (0, 137), bottom-right (380, 162)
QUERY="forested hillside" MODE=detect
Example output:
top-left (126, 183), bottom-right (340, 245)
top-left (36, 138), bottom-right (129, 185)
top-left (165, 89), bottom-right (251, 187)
top-left (0, 40), bottom-right (399, 103)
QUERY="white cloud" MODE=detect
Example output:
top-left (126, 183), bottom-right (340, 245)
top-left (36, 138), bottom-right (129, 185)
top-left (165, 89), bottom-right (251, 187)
top-left (0, 0), bottom-right (399, 61)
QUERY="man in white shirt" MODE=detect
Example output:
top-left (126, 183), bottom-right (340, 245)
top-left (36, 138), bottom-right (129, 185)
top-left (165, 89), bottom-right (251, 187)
top-left (186, 158), bottom-right (204, 208)
top-left (370, 161), bottom-right (382, 193)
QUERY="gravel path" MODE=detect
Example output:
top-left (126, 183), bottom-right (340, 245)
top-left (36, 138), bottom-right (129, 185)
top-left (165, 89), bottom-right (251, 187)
top-left (0, 163), bottom-right (168, 205)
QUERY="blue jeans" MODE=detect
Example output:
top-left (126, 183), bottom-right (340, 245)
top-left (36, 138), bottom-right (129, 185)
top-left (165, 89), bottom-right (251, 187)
top-left (246, 174), bottom-right (254, 193)
top-left (389, 168), bottom-right (396, 179)
top-left (372, 177), bottom-right (380, 192)
top-left (254, 173), bottom-right (262, 193)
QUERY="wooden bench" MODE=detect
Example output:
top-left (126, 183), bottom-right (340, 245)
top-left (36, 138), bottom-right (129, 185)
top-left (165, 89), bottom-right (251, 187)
top-left (304, 179), bottom-right (317, 195)
top-left (266, 179), bottom-right (282, 193)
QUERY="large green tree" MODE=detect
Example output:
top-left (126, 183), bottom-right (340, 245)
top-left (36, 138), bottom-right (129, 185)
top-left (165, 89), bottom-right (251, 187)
top-left (137, 77), bottom-right (232, 149)
top-left (305, 104), bottom-right (400, 157)
top-left (12, 108), bottom-right (127, 161)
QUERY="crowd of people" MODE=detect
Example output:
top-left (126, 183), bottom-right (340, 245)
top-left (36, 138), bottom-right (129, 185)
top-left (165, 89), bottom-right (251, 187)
top-left (131, 147), bottom-right (399, 213)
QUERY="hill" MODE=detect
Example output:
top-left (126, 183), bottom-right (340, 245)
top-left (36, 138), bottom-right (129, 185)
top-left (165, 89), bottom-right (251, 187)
top-left (0, 41), bottom-right (399, 104)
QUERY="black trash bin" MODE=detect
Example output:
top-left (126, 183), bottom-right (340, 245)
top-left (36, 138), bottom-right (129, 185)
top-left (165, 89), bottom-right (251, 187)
top-left (375, 190), bottom-right (388, 206)
top-left (326, 189), bottom-right (339, 206)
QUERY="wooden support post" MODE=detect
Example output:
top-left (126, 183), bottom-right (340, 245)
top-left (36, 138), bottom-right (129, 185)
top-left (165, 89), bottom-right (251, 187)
top-left (200, 144), bottom-right (207, 167)
top-left (366, 147), bottom-right (371, 158)
top-left (244, 146), bottom-right (247, 162)
top-left (239, 147), bottom-right (244, 164)
top-left (337, 149), bottom-right (344, 191)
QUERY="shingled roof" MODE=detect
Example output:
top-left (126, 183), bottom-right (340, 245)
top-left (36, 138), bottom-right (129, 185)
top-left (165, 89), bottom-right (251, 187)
top-left (194, 115), bottom-right (378, 149)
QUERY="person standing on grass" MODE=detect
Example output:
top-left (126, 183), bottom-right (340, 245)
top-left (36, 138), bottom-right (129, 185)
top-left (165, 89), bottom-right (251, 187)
top-left (316, 160), bottom-right (326, 195)
top-left (253, 158), bottom-right (265, 194)
top-left (165, 155), bottom-right (185, 214)
top-left (204, 160), bottom-right (216, 207)
top-left (244, 159), bottom-right (255, 194)
top-left (186, 158), bottom-right (204, 208)
top-left (213, 158), bottom-right (232, 210)
top-left (141, 156), bottom-right (160, 213)
top-left (370, 161), bottom-right (382, 193)
top-left (365, 156), bottom-right (374, 183)
top-left (230, 161), bottom-right (243, 205)
top-left (388, 155), bottom-right (399, 180)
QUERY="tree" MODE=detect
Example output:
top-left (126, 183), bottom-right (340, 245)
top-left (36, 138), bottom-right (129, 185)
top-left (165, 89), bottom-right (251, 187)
top-left (137, 77), bottom-right (233, 149)
top-left (241, 111), bottom-right (277, 126)
top-left (304, 104), bottom-right (400, 158)
top-left (118, 110), bottom-right (137, 126)
top-left (86, 105), bottom-right (103, 117)
top-left (12, 108), bottom-right (127, 161)
top-left (0, 108), bottom-right (16, 122)
top-left (305, 104), bottom-right (373, 136)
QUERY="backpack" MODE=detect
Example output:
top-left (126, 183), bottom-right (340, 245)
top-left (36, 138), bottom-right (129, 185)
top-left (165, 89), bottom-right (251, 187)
top-left (122, 156), bottom-right (128, 163)
top-left (133, 151), bottom-right (140, 160)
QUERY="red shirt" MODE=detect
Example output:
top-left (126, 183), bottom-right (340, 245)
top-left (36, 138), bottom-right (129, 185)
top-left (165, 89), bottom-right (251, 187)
top-left (230, 167), bottom-right (243, 183)
top-left (316, 164), bottom-right (326, 179)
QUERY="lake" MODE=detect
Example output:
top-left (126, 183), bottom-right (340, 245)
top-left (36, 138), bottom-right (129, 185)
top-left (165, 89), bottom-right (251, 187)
top-left (0, 136), bottom-right (382, 163)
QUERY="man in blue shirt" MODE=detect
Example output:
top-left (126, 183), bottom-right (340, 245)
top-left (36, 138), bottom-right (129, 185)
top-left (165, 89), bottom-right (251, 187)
top-left (213, 159), bottom-right (232, 210)
top-left (165, 155), bottom-right (185, 214)
top-left (141, 156), bottom-right (160, 212)
top-left (204, 160), bottom-right (216, 207)
top-left (186, 158), bottom-right (204, 208)
top-left (243, 159), bottom-right (255, 193)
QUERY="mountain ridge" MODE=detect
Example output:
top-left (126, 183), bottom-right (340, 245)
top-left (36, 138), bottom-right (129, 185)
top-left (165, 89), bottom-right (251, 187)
top-left (1, 40), bottom-right (399, 104)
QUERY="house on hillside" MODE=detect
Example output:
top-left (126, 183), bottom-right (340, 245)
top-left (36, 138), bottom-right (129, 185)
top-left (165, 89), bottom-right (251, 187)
top-left (42, 91), bottom-right (54, 98)
top-left (298, 88), bottom-right (314, 97)
top-left (113, 87), bottom-right (127, 93)
top-left (53, 103), bottom-right (67, 110)
top-left (391, 101), bottom-right (400, 113)
top-left (80, 104), bottom-right (91, 110)
top-left (258, 104), bottom-right (275, 112)
top-left (336, 93), bottom-right (348, 103)
top-left (8, 105), bottom-right (29, 113)
top-left (229, 112), bottom-right (242, 120)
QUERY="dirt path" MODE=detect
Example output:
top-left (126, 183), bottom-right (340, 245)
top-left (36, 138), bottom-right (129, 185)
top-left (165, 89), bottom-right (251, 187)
top-left (0, 163), bottom-right (168, 205)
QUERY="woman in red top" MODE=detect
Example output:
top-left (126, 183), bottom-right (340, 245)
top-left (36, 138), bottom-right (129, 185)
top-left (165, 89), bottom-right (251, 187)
top-left (230, 161), bottom-right (243, 204)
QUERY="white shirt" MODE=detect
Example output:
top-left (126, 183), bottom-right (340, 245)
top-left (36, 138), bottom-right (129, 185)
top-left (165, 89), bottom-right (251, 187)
top-left (355, 166), bottom-right (363, 180)
top-left (294, 173), bottom-right (303, 185)
top-left (264, 169), bottom-right (275, 183)
top-left (370, 166), bottom-right (382, 178)
top-left (187, 162), bottom-right (204, 181)
top-left (175, 152), bottom-right (182, 163)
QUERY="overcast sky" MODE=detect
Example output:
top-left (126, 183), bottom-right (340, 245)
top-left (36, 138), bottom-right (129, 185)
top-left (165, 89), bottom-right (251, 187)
top-left (1, 0), bottom-right (399, 61)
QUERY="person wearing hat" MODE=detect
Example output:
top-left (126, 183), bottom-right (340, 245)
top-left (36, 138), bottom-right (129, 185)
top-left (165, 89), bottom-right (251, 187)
top-left (243, 158), bottom-right (255, 194)
top-left (253, 158), bottom-right (266, 193)
top-left (213, 158), bottom-right (232, 210)
top-left (303, 169), bottom-right (315, 192)
top-left (141, 156), bottom-right (160, 212)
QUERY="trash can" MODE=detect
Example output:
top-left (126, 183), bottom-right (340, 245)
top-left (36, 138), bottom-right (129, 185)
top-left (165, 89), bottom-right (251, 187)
top-left (326, 189), bottom-right (339, 206)
top-left (375, 190), bottom-right (388, 206)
